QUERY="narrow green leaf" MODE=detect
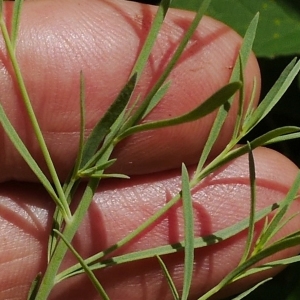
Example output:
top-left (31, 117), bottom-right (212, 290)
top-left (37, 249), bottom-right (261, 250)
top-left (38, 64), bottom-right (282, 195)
top-left (27, 273), bottom-right (41, 300)
top-left (235, 250), bottom-right (300, 280)
top-left (240, 235), bottom-right (300, 281)
top-left (243, 58), bottom-right (300, 132)
top-left (181, 164), bottom-right (194, 300)
top-left (193, 126), bottom-right (300, 187)
top-left (117, 82), bottom-right (241, 141)
top-left (251, 126), bottom-right (300, 148)
top-left (121, 0), bottom-right (172, 129)
top-left (196, 13), bottom-right (259, 174)
top-left (141, 81), bottom-right (171, 119)
top-left (263, 132), bottom-right (300, 145)
top-left (77, 159), bottom-right (116, 177)
top-left (0, 104), bottom-right (62, 207)
top-left (232, 278), bottom-right (272, 300)
top-left (124, 0), bottom-right (212, 129)
top-left (254, 171), bottom-right (300, 251)
top-left (53, 230), bottom-right (110, 300)
top-left (242, 77), bottom-right (257, 128)
top-left (157, 255), bottom-right (180, 300)
top-left (239, 143), bottom-right (256, 265)
top-left (37, 146), bottom-right (114, 299)
top-left (84, 173), bottom-right (130, 179)
top-left (72, 71), bottom-right (86, 176)
top-left (232, 54), bottom-right (245, 140)
top-left (212, 126), bottom-right (300, 176)
top-left (10, 0), bottom-right (23, 50)
top-left (80, 73), bottom-right (137, 169)
top-left (201, 235), bottom-right (300, 300)
top-left (56, 200), bottom-right (278, 282)
top-left (131, 0), bottom-right (171, 79)
top-left (48, 73), bottom-right (87, 261)
top-left (201, 171), bottom-right (300, 299)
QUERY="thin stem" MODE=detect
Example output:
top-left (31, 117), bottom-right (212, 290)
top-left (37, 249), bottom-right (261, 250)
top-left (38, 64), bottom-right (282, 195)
top-left (35, 178), bottom-right (100, 299)
top-left (0, 17), bottom-right (71, 220)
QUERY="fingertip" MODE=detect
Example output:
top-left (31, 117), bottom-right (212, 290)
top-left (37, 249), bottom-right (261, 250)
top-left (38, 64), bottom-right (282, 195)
top-left (0, 0), bottom-right (261, 181)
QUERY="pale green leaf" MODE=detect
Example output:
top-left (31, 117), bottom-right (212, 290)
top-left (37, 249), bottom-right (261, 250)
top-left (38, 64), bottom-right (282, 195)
top-left (141, 82), bottom-right (171, 119)
top-left (263, 132), bottom-right (300, 145)
top-left (117, 82), bottom-right (241, 140)
top-left (157, 255), bottom-right (180, 300)
top-left (243, 58), bottom-right (300, 132)
top-left (80, 73), bottom-right (137, 169)
top-left (56, 200), bottom-right (278, 282)
top-left (77, 159), bottom-right (117, 177)
top-left (10, 0), bottom-right (23, 50)
top-left (27, 273), bottom-right (41, 300)
top-left (124, 0), bottom-right (212, 129)
top-left (0, 104), bottom-right (61, 207)
top-left (181, 164), bottom-right (194, 300)
top-left (254, 171), bottom-right (300, 251)
top-left (232, 278), bottom-right (272, 300)
top-left (53, 230), bottom-right (110, 300)
top-left (201, 235), bottom-right (300, 299)
top-left (239, 143), bottom-right (256, 264)
top-left (196, 13), bottom-right (259, 174)
top-left (236, 251), bottom-right (300, 280)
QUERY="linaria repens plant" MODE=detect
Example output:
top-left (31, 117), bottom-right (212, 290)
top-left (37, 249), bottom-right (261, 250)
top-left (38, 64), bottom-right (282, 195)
top-left (0, 0), bottom-right (300, 299)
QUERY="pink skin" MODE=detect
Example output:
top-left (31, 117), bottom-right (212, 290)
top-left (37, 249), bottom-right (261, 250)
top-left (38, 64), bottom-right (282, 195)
top-left (0, 0), bottom-right (299, 299)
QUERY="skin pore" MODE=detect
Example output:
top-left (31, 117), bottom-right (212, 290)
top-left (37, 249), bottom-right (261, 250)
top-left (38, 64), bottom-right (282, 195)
top-left (0, 0), bottom-right (299, 299)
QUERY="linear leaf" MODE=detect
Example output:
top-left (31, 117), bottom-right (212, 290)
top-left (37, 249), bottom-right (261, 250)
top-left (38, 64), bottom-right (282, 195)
top-left (117, 82), bottom-right (241, 140)
top-left (232, 278), bottom-right (272, 300)
top-left (54, 230), bottom-right (110, 300)
top-left (48, 72), bottom-right (87, 261)
top-left (235, 251), bottom-right (300, 280)
top-left (27, 273), bottom-right (41, 300)
top-left (157, 255), bottom-right (180, 300)
top-left (243, 58), bottom-right (300, 132)
top-left (72, 71), bottom-right (86, 176)
top-left (196, 13), bottom-right (259, 174)
top-left (181, 164), bottom-right (194, 300)
top-left (141, 81), bottom-right (171, 119)
top-left (251, 126), bottom-right (300, 148)
top-left (56, 200), bottom-right (278, 282)
top-left (131, 0), bottom-right (171, 79)
top-left (254, 171), bottom-right (300, 251)
top-left (77, 159), bottom-right (116, 177)
top-left (80, 73), bottom-right (137, 169)
top-left (239, 143), bottom-right (256, 264)
top-left (10, 0), bottom-right (23, 50)
top-left (124, 0), bottom-right (212, 129)
top-left (216, 127), bottom-right (300, 174)
top-left (0, 104), bottom-right (60, 205)
top-left (232, 54), bottom-right (245, 140)
top-left (201, 235), bottom-right (300, 299)
top-left (263, 132), bottom-right (300, 145)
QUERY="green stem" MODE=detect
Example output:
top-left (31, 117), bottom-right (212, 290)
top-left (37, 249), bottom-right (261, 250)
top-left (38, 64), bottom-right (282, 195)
top-left (35, 178), bottom-right (100, 299)
top-left (0, 17), bottom-right (71, 220)
top-left (37, 141), bottom-right (115, 298)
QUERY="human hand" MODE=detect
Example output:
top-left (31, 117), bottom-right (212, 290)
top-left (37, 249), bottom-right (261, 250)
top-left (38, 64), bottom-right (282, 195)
top-left (0, 0), bottom-right (299, 299)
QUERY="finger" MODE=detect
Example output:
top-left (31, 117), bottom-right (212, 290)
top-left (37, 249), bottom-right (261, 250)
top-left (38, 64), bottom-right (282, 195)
top-left (0, 147), bottom-right (299, 299)
top-left (0, 0), bottom-right (260, 182)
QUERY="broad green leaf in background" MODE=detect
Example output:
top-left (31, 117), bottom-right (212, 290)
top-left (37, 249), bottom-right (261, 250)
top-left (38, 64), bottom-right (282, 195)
top-left (171, 0), bottom-right (300, 58)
